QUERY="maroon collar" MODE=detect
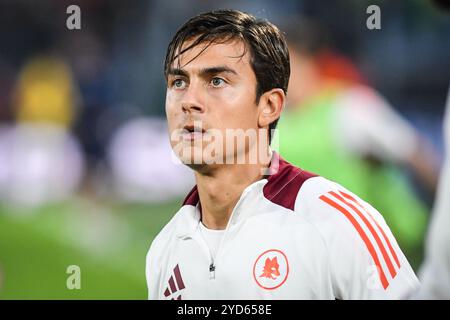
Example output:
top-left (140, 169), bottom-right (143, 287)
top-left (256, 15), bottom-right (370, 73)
top-left (182, 152), bottom-right (317, 211)
top-left (263, 153), bottom-right (317, 210)
top-left (182, 185), bottom-right (199, 207)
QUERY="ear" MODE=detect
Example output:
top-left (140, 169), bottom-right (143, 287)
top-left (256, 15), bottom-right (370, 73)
top-left (257, 88), bottom-right (285, 129)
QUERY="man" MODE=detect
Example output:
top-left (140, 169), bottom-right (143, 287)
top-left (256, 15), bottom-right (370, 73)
top-left (146, 9), bottom-right (419, 300)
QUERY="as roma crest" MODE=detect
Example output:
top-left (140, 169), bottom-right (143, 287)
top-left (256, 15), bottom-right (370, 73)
top-left (253, 249), bottom-right (289, 290)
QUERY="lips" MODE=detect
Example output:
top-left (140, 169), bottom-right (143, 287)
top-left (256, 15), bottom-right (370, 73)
top-left (183, 124), bottom-right (205, 134)
top-left (181, 124), bottom-right (206, 141)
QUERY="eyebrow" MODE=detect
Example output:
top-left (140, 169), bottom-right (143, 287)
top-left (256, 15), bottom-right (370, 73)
top-left (167, 68), bottom-right (189, 78)
top-left (167, 66), bottom-right (238, 78)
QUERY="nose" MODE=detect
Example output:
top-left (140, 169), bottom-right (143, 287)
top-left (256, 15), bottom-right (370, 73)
top-left (181, 83), bottom-right (205, 114)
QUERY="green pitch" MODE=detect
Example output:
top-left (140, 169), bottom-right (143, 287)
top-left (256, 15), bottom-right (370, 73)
top-left (0, 199), bottom-right (179, 299)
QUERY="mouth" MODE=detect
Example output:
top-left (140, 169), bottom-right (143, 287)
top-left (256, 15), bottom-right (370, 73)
top-left (183, 124), bottom-right (206, 133)
top-left (181, 124), bottom-right (206, 141)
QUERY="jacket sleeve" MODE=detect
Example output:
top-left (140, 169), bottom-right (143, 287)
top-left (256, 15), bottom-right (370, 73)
top-left (296, 177), bottom-right (420, 299)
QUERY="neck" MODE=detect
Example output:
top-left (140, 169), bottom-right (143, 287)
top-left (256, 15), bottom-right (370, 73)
top-left (195, 152), bottom-right (271, 230)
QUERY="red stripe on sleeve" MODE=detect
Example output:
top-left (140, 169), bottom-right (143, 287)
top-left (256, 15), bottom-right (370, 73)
top-left (319, 195), bottom-right (390, 289)
top-left (339, 191), bottom-right (401, 269)
top-left (329, 191), bottom-right (397, 279)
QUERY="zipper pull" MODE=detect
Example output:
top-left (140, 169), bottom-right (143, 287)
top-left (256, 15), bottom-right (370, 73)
top-left (209, 263), bottom-right (216, 280)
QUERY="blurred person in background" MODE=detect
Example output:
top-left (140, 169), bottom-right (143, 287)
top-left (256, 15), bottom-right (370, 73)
top-left (13, 56), bottom-right (77, 127)
top-left (275, 18), bottom-right (440, 268)
top-left (65, 30), bottom-right (116, 169)
top-left (414, 0), bottom-right (450, 299)
top-left (415, 85), bottom-right (450, 299)
top-left (0, 55), bottom-right (84, 207)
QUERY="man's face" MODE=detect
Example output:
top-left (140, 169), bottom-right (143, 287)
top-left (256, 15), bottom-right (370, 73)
top-left (165, 38), bottom-right (263, 169)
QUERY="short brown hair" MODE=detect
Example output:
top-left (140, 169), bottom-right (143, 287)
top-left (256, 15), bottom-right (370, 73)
top-left (164, 9), bottom-right (290, 141)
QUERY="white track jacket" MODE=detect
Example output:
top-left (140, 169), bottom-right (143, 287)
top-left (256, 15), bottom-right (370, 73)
top-left (146, 153), bottom-right (419, 299)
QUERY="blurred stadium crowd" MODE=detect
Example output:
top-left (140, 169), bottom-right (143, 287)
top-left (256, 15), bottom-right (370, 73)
top-left (0, 0), bottom-right (449, 299)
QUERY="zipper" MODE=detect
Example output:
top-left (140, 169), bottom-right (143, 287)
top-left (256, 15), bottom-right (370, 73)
top-left (192, 181), bottom-right (260, 281)
top-left (198, 225), bottom-right (217, 280)
top-left (209, 263), bottom-right (216, 279)
top-left (199, 188), bottom-right (249, 280)
top-left (193, 227), bottom-right (217, 279)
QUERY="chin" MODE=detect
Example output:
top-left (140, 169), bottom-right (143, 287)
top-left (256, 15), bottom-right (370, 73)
top-left (185, 162), bottom-right (208, 172)
top-left (183, 155), bottom-right (225, 174)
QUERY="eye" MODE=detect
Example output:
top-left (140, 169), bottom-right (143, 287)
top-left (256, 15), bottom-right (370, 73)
top-left (210, 77), bottom-right (225, 87)
top-left (172, 78), bottom-right (186, 89)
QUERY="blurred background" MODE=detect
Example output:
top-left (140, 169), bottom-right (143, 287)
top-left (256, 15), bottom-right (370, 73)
top-left (0, 0), bottom-right (449, 299)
